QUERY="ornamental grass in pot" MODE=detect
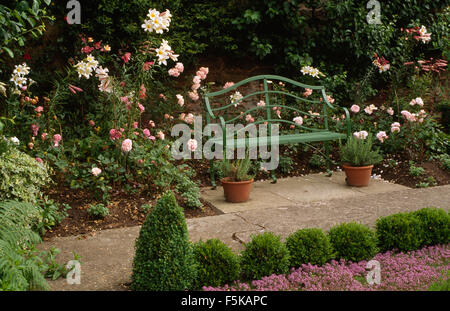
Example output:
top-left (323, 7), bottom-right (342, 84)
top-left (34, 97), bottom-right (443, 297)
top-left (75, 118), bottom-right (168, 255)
top-left (219, 157), bottom-right (254, 203)
top-left (339, 133), bottom-right (383, 187)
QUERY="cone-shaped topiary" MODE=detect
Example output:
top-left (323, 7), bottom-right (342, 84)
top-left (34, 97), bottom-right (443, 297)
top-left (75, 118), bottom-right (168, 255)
top-left (131, 191), bottom-right (197, 290)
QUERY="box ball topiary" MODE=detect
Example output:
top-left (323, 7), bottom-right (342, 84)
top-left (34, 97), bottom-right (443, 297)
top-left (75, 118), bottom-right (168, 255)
top-left (131, 191), bottom-right (197, 291)
top-left (328, 222), bottom-right (378, 262)
top-left (193, 239), bottom-right (240, 288)
top-left (240, 232), bottom-right (290, 280)
top-left (412, 208), bottom-right (450, 247)
top-left (286, 228), bottom-right (333, 267)
top-left (375, 212), bottom-right (423, 252)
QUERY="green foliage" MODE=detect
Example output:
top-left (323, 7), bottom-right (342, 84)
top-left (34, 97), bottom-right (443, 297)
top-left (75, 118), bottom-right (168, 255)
top-left (33, 197), bottom-right (70, 235)
top-left (376, 212), bottom-right (423, 252)
top-left (193, 239), bottom-right (240, 288)
top-left (87, 203), bottom-right (109, 219)
top-left (240, 232), bottom-right (290, 280)
top-left (286, 228), bottom-right (333, 267)
top-left (328, 222), bottom-right (378, 262)
top-left (220, 157), bottom-right (254, 182)
top-left (140, 203), bottom-right (151, 214)
top-left (174, 167), bottom-right (202, 209)
top-left (412, 208), bottom-right (450, 247)
top-left (339, 135), bottom-right (383, 167)
top-left (0, 147), bottom-right (51, 203)
top-left (131, 191), bottom-right (197, 290)
top-left (0, 0), bottom-right (53, 63)
top-left (309, 154), bottom-right (326, 168)
top-left (409, 161), bottom-right (425, 177)
top-left (279, 156), bottom-right (294, 174)
top-left (0, 200), bottom-right (48, 290)
top-left (427, 271), bottom-right (450, 291)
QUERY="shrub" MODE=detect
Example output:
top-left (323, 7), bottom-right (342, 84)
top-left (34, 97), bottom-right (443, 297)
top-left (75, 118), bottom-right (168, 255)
top-left (131, 191), bottom-right (197, 290)
top-left (0, 147), bottom-right (51, 203)
top-left (376, 212), bottom-right (423, 252)
top-left (286, 228), bottom-right (333, 267)
top-left (240, 232), bottom-right (290, 280)
top-left (87, 203), bottom-right (109, 219)
top-left (193, 239), bottom-right (240, 288)
top-left (328, 222), bottom-right (378, 262)
top-left (412, 208), bottom-right (450, 247)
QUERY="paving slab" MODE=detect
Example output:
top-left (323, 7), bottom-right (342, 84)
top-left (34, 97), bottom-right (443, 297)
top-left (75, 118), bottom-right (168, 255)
top-left (202, 172), bottom-right (408, 213)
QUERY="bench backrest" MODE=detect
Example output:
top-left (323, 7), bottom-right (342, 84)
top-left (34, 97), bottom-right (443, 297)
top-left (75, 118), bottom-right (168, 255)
top-left (204, 75), bottom-right (336, 135)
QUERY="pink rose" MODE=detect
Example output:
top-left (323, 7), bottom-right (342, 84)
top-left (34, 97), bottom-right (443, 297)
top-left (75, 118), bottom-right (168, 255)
top-left (35, 106), bottom-right (44, 113)
top-left (156, 131), bottom-right (165, 140)
top-left (53, 134), bottom-right (62, 147)
top-left (350, 105), bottom-right (360, 113)
top-left (193, 75), bottom-right (201, 84)
top-left (175, 62), bottom-right (184, 73)
top-left (30, 124), bottom-right (40, 137)
top-left (35, 157), bottom-right (43, 163)
top-left (168, 68), bottom-right (180, 77)
top-left (121, 139), bottom-right (133, 153)
top-left (293, 116), bottom-right (303, 125)
top-left (187, 139), bottom-right (198, 152)
top-left (176, 94), bottom-right (184, 107)
top-left (376, 131), bottom-right (389, 143)
top-left (184, 113), bottom-right (195, 125)
top-left (91, 167), bottom-right (102, 176)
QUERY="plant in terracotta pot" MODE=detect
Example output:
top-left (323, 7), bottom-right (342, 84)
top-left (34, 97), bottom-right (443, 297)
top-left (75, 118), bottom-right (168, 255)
top-left (219, 156), bottom-right (254, 203)
top-left (339, 132), bottom-right (383, 187)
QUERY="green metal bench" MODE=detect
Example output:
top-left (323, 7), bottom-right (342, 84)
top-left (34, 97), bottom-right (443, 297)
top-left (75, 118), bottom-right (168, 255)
top-left (204, 74), bottom-right (351, 188)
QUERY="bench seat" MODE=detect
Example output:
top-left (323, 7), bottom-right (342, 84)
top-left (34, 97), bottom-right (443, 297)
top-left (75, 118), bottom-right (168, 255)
top-left (211, 131), bottom-right (347, 148)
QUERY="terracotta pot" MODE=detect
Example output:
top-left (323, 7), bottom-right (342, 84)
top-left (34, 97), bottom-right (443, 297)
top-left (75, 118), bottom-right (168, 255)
top-left (342, 164), bottom-right (374, 187)
top-left (220, 177), bottom-right (254, 203)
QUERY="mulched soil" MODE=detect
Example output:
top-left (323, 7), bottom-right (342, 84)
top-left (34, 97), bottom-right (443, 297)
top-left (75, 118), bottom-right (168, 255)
top-left (43, 187), bottom-right (222, 240)
top-left (44, 144), bottom-right (449, 239)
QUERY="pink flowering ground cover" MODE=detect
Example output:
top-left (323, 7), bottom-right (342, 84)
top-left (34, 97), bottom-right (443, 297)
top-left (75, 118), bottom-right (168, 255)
top-left (203, 245), bottom-right (449, 291)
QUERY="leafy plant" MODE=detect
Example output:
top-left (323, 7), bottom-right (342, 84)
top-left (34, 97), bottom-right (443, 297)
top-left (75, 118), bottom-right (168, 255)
top-left (131, 191), bottom-right (197, 290)
top-left (87, 203), bottom-right (109, 219)
top-left (376, 212), bottom-right (423, 252)
top-left (193, 239), bottom-right (240, 288)
top-left (328, 222), bottom-right (378, 262)
top-left (219, 156), bottom-right (254, 182)
top-left (34, 197), bottom-right (70, 235)
top-left (240, 232), bottom-right (290, 280)
top-left (0, 146), bottom-right (51, 203)
top-left (412, 208), bottom-right (450, 247)
top-left (309, 154), bottom-right (326, 168)
top-left (339, 135), bottom-right (383, 167)
top-left (409, 161), bottom-right (425, 177)
top-left (0, 200), bottom-right (49, 290)
top-left (286, 228), bottom-right (333, 267)
top-left (278, 156), bottom-right (294, 174)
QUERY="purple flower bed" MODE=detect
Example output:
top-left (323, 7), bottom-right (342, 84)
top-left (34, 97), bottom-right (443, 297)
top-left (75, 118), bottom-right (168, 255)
top-left (203, 244), bottom-right (449, 291)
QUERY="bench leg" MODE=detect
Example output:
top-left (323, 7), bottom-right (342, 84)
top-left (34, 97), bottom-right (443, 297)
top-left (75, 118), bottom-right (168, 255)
top-left (209, 159), bottom-right (217, 190)
top-left (270, 170), bottom-right (277, 184)
top-left (325, 141), bottom-right (332, 177)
